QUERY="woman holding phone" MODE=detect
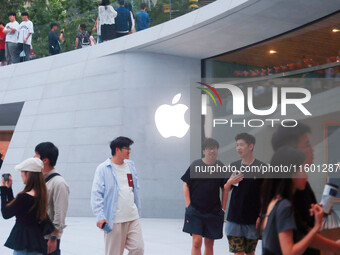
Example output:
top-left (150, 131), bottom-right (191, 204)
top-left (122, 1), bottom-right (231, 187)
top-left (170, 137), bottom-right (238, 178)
top-left (259, 146), bottom-right (340, 255)
top-left (1, 157), bottom-right (54, 255)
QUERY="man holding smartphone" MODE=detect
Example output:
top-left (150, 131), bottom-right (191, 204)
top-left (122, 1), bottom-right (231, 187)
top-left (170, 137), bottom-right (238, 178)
top-left (91, 136), bottom-right (144, 255)
top-left (48, 22), bottom-right (64, 55)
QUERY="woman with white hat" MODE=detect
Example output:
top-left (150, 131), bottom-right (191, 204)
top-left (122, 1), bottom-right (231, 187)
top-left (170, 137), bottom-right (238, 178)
top-left (1, 157), bottom-right (54, 255)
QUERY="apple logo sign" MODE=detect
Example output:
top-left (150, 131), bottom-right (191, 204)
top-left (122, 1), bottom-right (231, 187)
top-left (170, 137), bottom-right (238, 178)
top-left (155, 93), bottom-right (189, 138)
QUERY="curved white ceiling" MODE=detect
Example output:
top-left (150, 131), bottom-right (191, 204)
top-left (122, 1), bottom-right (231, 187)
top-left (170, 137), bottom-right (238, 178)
top-left (126, 0), bottom-right (340, 59)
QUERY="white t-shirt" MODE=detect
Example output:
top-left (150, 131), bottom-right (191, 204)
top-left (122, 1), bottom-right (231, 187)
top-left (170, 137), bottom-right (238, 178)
top-left (98, 5), bottom-right (117, 25)
top-left (113, 162), bottom-right (139, 223)
top-left (4, 21), bottom-right (20, 43)
top-left (18, 20), bottom-right (34, 45)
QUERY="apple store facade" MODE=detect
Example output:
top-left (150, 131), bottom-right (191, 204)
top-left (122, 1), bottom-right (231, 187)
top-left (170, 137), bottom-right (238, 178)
top-left (0, 0), bottom-right (339, 218)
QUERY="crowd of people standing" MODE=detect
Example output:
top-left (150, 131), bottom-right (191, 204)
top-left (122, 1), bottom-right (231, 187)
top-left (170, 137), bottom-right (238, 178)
top-left (93, 0), bottom-right (150, 44)
top-left (182, 126), bottom-right (340, 255)
top-left (0, 12), bottom-right (34, 66)
top-left (0, 0), bottom-right (151, 65)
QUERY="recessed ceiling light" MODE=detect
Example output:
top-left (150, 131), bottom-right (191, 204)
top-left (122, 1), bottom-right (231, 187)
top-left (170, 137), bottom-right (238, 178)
top-left (269, 50), bottom-right (277, 54)
top-left (332, 28), bottom-right (340, 33)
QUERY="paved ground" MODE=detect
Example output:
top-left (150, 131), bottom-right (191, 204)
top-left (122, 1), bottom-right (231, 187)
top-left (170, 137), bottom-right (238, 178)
top-left (0, 217), bottom-right (262, 254)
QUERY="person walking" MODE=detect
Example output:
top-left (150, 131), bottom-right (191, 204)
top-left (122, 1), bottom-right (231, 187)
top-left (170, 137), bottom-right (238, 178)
top-left (75, 23), bottom-right (90, 49)
top-left (135, 3), bottom-right (151, 31)
top-left (115, 0), bottom-right (132, 38)
top-left (124, 2), bottom-right (135, 33)
top-left (1, 157), bottom-right (55, 255)
top-left (34, 142), bottom-right (70, 255)
top-left (91, 136), bottom-right (144, 255)
top-left (98, 0), bottom-right (117, 41)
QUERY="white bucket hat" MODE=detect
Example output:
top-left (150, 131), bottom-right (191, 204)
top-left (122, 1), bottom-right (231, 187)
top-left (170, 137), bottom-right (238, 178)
top-left (15, 157), bottom-right (44, 173)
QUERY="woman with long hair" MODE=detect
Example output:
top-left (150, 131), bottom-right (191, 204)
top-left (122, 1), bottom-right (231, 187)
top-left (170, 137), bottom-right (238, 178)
top-left (259, 146), bottom-right (340, 255)
top-left (124, 2), bottom-right (136, 33)
top-left (1, 158), bottom-right (54, 255)
top-left (98, 0), bottom-right (117, 41)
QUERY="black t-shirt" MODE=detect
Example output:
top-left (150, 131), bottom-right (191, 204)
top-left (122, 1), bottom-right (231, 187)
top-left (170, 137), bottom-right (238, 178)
top-left (181, 159), bottom-right (226, 214)
top-left (48, 30), bottom-right (59, 53)
top-left (76, 31), bottom-right (90, 49)
top-left (226, 159), bottom-right (264, 225)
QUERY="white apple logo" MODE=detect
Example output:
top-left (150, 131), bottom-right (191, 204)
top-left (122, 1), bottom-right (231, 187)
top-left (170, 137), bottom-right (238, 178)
top-left (155, 93), bottom-right (189, 138)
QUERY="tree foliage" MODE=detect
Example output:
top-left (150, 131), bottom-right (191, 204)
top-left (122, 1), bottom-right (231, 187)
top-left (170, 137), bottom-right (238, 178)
top-left (0, 0), bottom-right (192, 59)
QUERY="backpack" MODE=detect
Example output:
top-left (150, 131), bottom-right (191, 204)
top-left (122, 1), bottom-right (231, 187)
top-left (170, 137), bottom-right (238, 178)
top-left (81, 32), bottom-right (90, 48)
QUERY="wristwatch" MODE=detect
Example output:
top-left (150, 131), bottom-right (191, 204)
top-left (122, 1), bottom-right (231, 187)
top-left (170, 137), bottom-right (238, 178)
top-left (50, 235), bottom-right (57, 241)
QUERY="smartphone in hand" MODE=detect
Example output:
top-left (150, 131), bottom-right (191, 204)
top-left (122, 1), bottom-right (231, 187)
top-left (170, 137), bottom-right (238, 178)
top-left (2, 173), bottom-right (10, 182)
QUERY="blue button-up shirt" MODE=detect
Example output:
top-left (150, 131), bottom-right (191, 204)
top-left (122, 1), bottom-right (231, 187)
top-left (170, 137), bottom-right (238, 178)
top-left (91, 158), bottom-right (141, 232)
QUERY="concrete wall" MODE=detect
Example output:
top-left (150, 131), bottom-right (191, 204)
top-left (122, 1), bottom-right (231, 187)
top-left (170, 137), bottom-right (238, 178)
top-left (0, 52), bottom-right (200, 217)
top-left (1, 0), bottom-right (339, 218)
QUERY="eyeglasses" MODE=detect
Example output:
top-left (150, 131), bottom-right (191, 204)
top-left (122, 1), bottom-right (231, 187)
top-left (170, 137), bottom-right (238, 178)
top-left (205, 147), bottom-right (218, 152)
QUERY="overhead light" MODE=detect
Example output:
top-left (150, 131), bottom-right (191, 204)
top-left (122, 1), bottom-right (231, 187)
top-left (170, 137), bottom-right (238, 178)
top-left (332, 28), bottom-right (340, 33)
top-left (269, 50), bottom-right (277, 54)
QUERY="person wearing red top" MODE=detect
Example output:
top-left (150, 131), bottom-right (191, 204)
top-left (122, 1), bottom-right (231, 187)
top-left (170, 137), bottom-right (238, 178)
top-left (0, 21), bottom-right (7, 66)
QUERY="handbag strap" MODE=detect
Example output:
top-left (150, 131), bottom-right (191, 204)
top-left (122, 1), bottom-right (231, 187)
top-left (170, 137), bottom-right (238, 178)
top-left (45, 173), bottom-right (61, 183)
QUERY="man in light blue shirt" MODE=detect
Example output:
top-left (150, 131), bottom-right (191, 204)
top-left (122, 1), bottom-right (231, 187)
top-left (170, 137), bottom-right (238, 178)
top-left (91, 136), bottom-right (144, 255)
top-left (135, 3), bottom-right (151, 31)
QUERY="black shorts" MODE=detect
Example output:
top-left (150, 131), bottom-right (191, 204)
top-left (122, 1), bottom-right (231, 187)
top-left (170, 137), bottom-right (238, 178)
top-left (183, 204), bottom-right (224, 239)
top-left (0, 49), bottom-right (6, 61)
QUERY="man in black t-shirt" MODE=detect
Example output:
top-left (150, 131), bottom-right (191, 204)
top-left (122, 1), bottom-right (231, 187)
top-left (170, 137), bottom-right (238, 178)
top-left (181, 138), bottom-right (238, 255)
top-left (225, 133), bottom-right (265, 255)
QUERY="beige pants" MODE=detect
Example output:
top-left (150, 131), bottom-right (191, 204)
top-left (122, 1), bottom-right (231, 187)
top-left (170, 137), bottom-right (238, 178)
top-left (104, 219), bottom-right (144, 255)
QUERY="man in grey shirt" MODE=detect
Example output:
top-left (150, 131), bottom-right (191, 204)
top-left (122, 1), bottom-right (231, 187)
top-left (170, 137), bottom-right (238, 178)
top-left (34, 142), bottom-right (70, 255)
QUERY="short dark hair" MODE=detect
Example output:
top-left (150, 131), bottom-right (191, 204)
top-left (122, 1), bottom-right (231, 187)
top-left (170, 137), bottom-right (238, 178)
top-left (79, 23), bottom-right (87, 30)
top-left (21, 12), bottom-right (29, 17)
top-left (8, 12), bottom-right (16, 17)
top-left (271, 122), bottom-right (311, 151)
top-left (50, 22), bottom-right (58, 29)
top-left (202, 138), bottom-right (219, 151)
top-left (235, 133), bottom-right (255, 146)
top-left (0, 21), bottom-right (5, 26)
top-left (140, 3), bottom-right (147, 9)
top-left (35, 142), bottom-right (59, 167)
top-left (110, 136), bottom-right (134, 156)
top-left (119, 0), bottom-right (125, 6)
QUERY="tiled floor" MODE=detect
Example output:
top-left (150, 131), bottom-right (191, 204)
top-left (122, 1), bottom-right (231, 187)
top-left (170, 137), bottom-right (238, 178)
top-left (0, 217), bottom-right (262, 254)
